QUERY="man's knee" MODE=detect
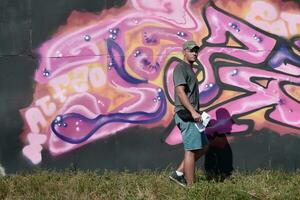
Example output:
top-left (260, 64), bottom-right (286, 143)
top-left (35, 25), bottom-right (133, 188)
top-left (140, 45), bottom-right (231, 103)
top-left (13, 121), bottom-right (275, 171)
top-left (185, 150), bottom-right (195, 157)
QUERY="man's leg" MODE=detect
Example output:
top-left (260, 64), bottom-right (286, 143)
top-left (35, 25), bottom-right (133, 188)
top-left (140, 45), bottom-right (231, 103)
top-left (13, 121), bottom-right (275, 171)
top-left (176, 144), bottom-right (209, 173)
top-left (184, 150), bottom-right (197, 186)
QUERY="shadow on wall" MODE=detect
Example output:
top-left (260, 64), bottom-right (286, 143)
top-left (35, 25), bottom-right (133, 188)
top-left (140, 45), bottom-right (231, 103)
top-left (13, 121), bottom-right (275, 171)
top-left (204, 108), bottom-right (234, 181)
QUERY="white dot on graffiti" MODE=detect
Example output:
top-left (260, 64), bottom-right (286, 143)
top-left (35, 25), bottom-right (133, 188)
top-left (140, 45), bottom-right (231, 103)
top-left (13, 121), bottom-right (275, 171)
top-left (253, 34), bottom-right (262, 43)
top-left (177, 32), bottom-right (186, 37)
top-left (109, 34), bottom-right (114, 38)
top-left (55, 115), bottom-right (62, 122)
top-left (56, 51), bottom-right (63, 58)
top-left (43, 69), bottom-right (50, 77)
top-left (231, 69), bottom-right (238, 76)
top-left (132, 18), bottom-right (139, 24)
top-left (84, 35), bottom-right (91, 41)
top-left (134, 50), bottom-right (141, 57)
top-left (230, 23), bottom-right (237, 29)
top-left (256, 37), bottom-right (262, 43)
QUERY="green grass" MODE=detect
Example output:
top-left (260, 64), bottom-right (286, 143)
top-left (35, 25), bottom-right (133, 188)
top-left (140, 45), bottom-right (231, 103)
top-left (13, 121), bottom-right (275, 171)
top-left (0, 169), bottom-right (300, 200)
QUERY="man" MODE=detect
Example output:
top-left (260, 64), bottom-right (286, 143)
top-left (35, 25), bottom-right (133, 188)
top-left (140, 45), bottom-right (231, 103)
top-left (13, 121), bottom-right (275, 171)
top-left (169, 40), bottom-right (209, 187)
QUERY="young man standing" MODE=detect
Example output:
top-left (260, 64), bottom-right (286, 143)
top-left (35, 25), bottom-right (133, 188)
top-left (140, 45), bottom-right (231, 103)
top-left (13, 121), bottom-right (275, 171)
top-left (169, 40), bottom-right (209, 187)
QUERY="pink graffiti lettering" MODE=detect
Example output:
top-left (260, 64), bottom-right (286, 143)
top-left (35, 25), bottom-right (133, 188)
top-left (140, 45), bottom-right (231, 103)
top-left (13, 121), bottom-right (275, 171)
top-left (165, 3), bottom-right (299, 145)
top-left (19, 0), bottom-right (300, 164)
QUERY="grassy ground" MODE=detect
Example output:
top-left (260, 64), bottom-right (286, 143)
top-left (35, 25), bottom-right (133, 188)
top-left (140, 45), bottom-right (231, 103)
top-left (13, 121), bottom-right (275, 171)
top-left (0, 169), bottom-right (300, 200)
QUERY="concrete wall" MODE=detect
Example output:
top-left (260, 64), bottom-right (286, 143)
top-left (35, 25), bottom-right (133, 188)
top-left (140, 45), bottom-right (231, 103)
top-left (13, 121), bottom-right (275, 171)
top-left (1, 0), bottom-right (300, 174)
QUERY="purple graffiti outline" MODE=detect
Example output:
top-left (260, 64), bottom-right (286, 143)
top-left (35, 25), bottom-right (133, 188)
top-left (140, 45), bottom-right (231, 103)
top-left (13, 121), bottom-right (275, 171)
top-left (51, 39), bottom-right (167, 144)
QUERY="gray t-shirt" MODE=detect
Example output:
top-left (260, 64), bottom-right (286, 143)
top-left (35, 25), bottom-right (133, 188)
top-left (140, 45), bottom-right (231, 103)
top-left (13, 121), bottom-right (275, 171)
top-left (173, 62), bottom-right (200, 113)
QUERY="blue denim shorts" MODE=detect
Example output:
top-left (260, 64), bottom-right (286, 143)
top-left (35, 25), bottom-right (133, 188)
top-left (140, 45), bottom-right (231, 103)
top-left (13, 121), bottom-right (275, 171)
top-left (175, 113), bottom-right (209, 150)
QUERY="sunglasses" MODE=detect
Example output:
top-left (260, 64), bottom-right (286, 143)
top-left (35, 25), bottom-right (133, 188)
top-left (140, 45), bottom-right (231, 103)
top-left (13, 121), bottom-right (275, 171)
top-left (185, 48), bottom-right (199, 53)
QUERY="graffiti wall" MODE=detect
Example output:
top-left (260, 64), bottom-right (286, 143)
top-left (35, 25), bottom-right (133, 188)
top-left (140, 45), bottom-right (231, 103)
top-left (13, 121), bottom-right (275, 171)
top-left (0, 0), bottom-right (299, 173)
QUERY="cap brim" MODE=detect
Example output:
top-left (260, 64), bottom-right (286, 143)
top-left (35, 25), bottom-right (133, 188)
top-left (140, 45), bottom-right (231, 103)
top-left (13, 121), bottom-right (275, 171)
top-left (186, 46), bottom-right (199, 51)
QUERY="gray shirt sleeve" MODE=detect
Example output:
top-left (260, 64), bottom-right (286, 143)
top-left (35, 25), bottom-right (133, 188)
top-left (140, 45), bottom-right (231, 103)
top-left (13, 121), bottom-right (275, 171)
top-left (173, 64), bottom-right (187, 87)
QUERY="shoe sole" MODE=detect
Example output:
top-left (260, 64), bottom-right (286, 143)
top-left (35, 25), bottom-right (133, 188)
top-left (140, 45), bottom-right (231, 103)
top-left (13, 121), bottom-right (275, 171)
top-left (169, 176), bottom-right (187, 187)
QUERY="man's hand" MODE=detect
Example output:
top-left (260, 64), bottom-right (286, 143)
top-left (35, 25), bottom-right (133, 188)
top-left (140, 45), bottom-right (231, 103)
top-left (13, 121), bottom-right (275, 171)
top-left (191, 111), bottom-right (202, 123)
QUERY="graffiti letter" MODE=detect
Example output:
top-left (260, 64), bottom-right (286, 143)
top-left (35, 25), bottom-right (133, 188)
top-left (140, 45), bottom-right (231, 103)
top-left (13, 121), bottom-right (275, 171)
top-left (71, 66), bottom-right (89, 92)
top-left (49, 74), bottom-right (70, 102)
top-left (89, 67), bottom-right (107, 88)
top-left (281, 12), bottom-right (300, 35)
top-left (35, 95), bottom-right (56, 116)
top-left (25, 107), bottom-right (47, 133)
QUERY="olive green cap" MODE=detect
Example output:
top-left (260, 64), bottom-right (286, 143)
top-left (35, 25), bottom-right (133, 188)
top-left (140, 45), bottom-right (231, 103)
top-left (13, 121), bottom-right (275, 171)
top-left (182, 40), bottom-right (199, 50)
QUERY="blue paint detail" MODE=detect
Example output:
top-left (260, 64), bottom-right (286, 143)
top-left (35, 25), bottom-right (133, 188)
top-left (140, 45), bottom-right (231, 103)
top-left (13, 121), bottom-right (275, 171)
top-left (199, 84), bottom-right (219, 104)
top-left (51, 90), bottom-right (167, 144)
top-left (268, 41), bottom-right (300, 68)
top-left (106, 39), bottom-right (147, 84)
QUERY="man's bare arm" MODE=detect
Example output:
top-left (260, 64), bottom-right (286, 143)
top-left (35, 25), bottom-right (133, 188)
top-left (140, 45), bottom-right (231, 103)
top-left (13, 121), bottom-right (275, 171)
top-left (175, 85), bottom-right (202, 122)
